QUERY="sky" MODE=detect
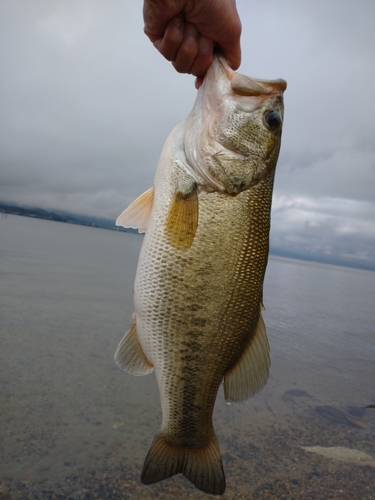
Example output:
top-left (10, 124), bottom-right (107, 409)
top-left (1, 1), bottom-right (375, 269)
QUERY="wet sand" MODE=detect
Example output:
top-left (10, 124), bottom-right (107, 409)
top-left (2, 342), bottom-right (374, 500)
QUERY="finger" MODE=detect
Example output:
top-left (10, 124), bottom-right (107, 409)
top-left (143, 0), bottom-right (178, 42)
top-left (190, 35), bottom-right (213, 78)
top-left (195, 77), bottom-right (204, 89)
top-left (215, 20), bottom-right (242, 71)
top-left (172, 22), bottom-right (199, 74)
top-left (219, 35), bottom-right (242, 71)
top-left (153, 14), bottom-right (185, 62)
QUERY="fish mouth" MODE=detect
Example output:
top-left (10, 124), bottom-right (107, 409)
top-left (199, 53), bottom-right (286, 121)
top-left (215, 54), bottom-right (287, 99)
top-left (184, 54), bottom-right (286, 193)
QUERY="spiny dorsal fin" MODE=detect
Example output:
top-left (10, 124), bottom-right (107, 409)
top-left (164, 182), bottom-right (198, 251)
top-left (223, 309), bottom-right (270, 403)
top-left (141, 430), bottom-right (225, 495)
top-left (114, 314), bottom-right (154, 375)
top-left (116, 186), bottom-right (154, 233)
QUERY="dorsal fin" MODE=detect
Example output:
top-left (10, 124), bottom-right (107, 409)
top-left (116, 186), bottom-right (154, 233)
top-left (223, 309), bottom-right (270, 404)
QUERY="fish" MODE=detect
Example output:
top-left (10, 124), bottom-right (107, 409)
top-left (315, 405), bottom-right (367, 428)
top-left (301, 446), bottom-right (375, 467)
top-left (115, 54), bottom-right (286, 495)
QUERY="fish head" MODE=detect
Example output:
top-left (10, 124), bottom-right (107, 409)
top-left (184, 55), bottom-right (287, 194)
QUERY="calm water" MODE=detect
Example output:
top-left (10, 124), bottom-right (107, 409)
top-left (1, 215), bottom-right (374, 499)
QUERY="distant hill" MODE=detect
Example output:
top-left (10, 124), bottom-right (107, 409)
top-left (0, 202), bottom-right (139, 234)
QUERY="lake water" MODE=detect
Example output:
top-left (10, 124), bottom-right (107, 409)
top-left (1, 214), bottom-right (374, 499)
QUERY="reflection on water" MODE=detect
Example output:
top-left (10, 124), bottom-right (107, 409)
top-left (1, 215), bottom-right (374, 499)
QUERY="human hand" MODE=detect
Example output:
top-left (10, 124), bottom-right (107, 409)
top-left (143, 0), bottom-right (241, 87)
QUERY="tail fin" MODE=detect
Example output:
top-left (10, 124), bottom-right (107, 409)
top-left (141, 431), bottom-right (226, 495)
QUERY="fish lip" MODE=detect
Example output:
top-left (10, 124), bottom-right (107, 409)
top-left (203, 55), bottom-right (286, 117)
top-left (216, 146), bottom-right (263, 162)
top-left (214, 53), bottom-right (287, 98)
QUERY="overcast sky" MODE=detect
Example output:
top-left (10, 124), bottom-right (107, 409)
top-left (1, 1), bottom-right (375, 269)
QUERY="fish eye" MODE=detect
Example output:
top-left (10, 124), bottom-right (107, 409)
top-left (264, 110), bottom-right (281, 130)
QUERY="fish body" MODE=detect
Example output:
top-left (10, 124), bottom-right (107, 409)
top-left (115, 55), bottom-right (286, 495)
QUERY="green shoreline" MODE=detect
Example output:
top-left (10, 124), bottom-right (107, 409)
top-left (0, 202), bottom-right (138, 234)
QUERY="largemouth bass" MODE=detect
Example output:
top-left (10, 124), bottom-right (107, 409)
top-left (115, 54), bottom-right (286, 495)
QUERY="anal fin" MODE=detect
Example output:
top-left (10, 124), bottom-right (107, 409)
top-left (224, 309), bottom-right (270, 403)
top-left (114, 314), bottom-right (154, 375)
top-left (164, 181), bottom-right (198, 250)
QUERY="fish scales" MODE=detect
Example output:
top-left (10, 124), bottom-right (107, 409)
top-left (115, 54), bottom-right (286, 495)
top-left (139, 183), bottom-right (272, 434)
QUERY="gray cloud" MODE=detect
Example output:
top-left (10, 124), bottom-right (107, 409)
top-left (1, 1), bottom-right (374, 268)
top-left (270, 195), bottom-right (375, 267)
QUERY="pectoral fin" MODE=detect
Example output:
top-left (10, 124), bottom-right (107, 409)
top-left (114, 314), bottom-right (154, 375)
top-left (224, 310), bottom-right (270, 403)
top-left (164, 182), bottom-right (198, 251)
top-left (116, 186), bottom-right (154, 233)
